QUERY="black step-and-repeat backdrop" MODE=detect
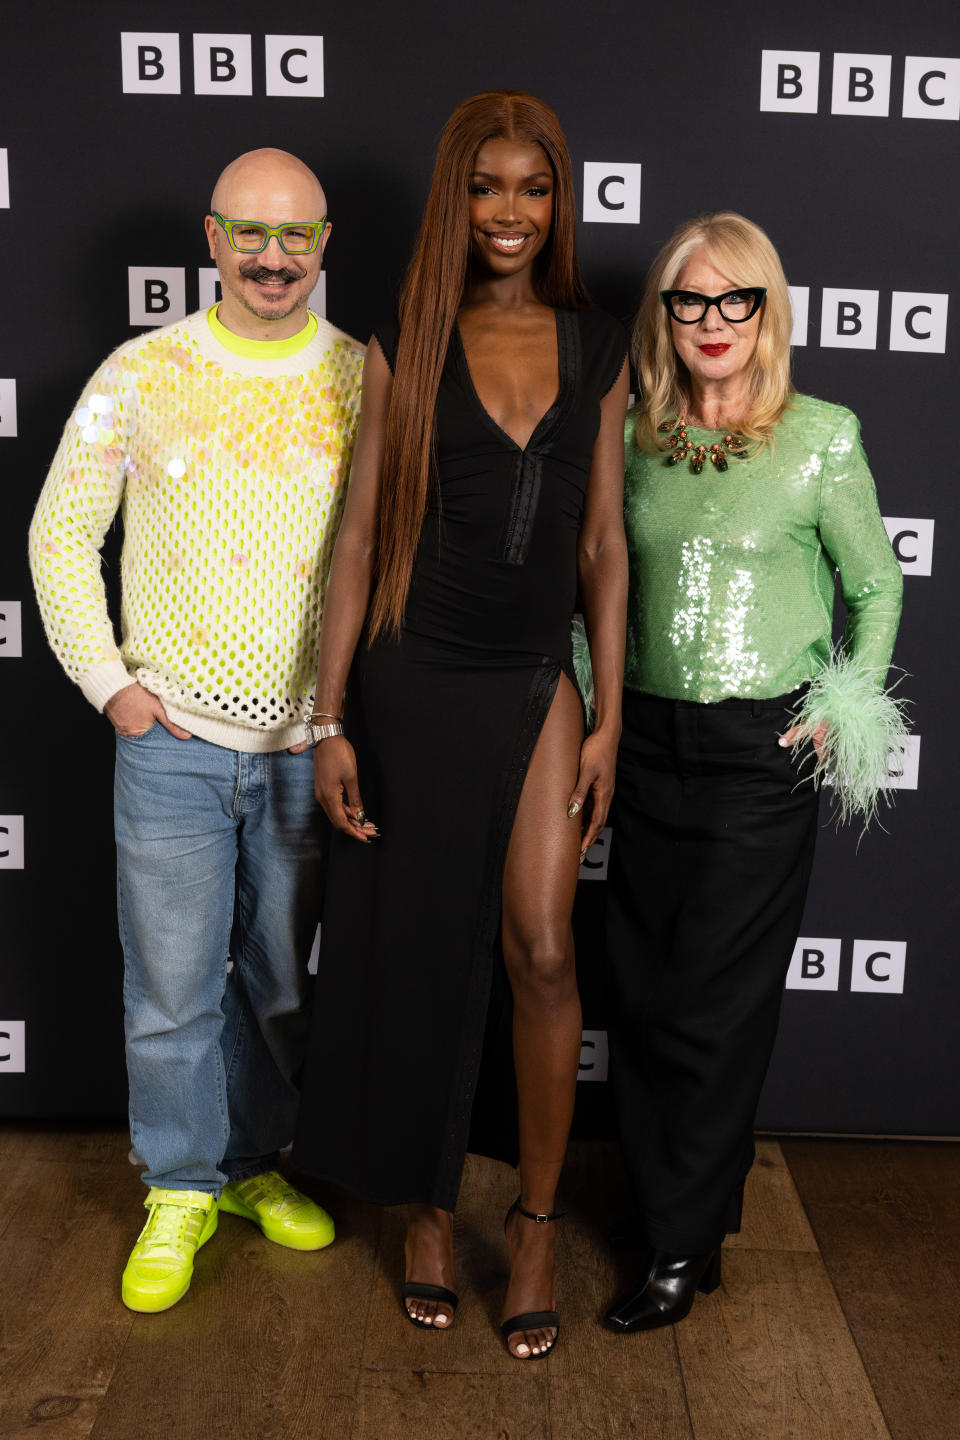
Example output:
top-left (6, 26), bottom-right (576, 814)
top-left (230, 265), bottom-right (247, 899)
top-left (2, 1), bottom-right (957, 1135)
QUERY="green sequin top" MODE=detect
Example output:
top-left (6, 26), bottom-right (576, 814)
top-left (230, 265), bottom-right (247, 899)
top-left (623, 394), bottom-right (903, 702)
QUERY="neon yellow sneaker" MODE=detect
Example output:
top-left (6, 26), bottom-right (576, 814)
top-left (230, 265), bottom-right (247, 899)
top-left (219, 1170), bottom-right (335, 1251)
top-left (121, 1188), bottom-right (218, 1313)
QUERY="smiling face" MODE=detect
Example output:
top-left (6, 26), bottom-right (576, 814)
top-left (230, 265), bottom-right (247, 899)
top-left (204, 148), bottom-right (330, 340)
top-left (467, 135), bottom-right (554, 280)
top-left (669, 245), bottom-right (763, 392)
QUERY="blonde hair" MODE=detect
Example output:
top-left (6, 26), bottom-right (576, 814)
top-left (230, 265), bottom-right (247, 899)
top-left (632, 212), bottom-right (795, 453)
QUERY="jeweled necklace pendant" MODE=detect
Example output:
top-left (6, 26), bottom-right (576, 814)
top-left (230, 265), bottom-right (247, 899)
top-left (660, 414), bottom-right (747, 474)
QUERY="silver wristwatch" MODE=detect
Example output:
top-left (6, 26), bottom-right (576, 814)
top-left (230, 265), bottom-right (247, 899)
top-left (304, 717), bottom-right (344, 748)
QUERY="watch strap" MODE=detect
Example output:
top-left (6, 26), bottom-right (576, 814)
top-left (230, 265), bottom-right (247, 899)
top-left (305, 718), bottom-right (344, 747)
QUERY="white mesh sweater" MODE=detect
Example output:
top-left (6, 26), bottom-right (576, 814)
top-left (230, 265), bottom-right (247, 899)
top-left (29, 307), bottom-right (365, 752)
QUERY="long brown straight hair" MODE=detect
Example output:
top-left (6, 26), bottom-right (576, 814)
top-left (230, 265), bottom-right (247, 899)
top-left (368, 90), bottom-right (590, 639)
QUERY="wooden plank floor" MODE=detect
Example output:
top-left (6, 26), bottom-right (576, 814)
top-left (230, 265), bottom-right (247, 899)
top-left (781, 1138), bottom-right (960, 1440)
top-left (0, 1127), bottom-right (954, 1440)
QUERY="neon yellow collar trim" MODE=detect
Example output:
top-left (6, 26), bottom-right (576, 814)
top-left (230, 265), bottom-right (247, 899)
top-left (206, 304), bottom-right (318, 358)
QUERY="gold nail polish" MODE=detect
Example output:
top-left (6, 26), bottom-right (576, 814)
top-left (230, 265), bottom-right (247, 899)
top-left (567, 801), bottom-right (580, 818)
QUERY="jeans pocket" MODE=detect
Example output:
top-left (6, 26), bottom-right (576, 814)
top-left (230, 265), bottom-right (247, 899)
top-left (120, 722), bottom-right (158, 742)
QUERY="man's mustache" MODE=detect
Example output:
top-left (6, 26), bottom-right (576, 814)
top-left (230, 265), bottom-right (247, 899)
top-left (238, 262), bottom-right (305, 284)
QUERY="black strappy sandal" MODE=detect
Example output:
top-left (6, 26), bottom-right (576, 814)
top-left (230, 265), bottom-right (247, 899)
top-left (500, 1198), bottom-right (565, 1359)
top-left (400, 1279), bottom-right (459, 1330)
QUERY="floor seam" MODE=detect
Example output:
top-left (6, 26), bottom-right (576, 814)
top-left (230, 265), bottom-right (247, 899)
top-left (671, 1321), bottom-right (697, 1439)
top-left (780, 1147), bottom-right (897, 1440)
top-left (86, 1313), bottom-right (138, 1440)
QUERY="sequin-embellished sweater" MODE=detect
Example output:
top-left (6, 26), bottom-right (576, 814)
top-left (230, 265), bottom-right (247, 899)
top-left (29, 307), bottom-right (365, 751)
top-left (623, 394), bottom-right (903, 701)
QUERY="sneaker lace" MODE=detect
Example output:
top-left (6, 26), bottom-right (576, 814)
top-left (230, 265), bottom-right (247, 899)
top-left (244, 1173), bottom-right (301, 1216)
top-left (142, 1202), bottom-right (191, 1253)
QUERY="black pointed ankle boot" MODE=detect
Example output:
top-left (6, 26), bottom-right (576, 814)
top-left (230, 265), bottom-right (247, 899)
top-left (603, 1247), bottom-right (722, 1333)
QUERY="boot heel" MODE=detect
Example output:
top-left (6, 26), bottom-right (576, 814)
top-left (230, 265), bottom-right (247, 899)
top-left (724, 1182), bottom-right (745, 1235)
top-left (697, 1249), bottom-right (722, 1294)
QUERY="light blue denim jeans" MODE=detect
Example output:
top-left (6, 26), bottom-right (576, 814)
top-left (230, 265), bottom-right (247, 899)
top-left (114, 723), bottom-right (325, 1194)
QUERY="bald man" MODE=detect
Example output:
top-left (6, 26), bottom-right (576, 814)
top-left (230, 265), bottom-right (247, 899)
top-left (30, 150), bottom-right (365, 1312)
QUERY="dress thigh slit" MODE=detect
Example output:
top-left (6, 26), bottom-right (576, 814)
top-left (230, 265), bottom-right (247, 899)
top-left (293, 635), bottom-right (561, 1210)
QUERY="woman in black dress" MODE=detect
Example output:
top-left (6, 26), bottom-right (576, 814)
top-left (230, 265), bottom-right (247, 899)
top-left (293, 91), bottom-right (628, 1359)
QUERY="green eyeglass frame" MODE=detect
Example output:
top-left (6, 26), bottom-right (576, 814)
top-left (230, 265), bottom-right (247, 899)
top-left (213, 212), bottom-right (328, 255)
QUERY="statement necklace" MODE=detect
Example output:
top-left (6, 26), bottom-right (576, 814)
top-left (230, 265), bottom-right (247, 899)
top-left (659, 414), bottom-right (748, 474)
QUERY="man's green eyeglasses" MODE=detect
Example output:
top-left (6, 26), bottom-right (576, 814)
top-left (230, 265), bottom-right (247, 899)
top-left (214, 212), bottom-right (328, 255)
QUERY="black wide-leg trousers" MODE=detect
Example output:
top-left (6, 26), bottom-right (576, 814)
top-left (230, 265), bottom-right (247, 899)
top-left (606, 686), bottom-right (820, 1253)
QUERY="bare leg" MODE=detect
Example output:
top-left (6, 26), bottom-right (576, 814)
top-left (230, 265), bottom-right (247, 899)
top-left (500, 672), bottom-right (584, 1356)
top-left (403, 1203), bottom-right (457, 1327)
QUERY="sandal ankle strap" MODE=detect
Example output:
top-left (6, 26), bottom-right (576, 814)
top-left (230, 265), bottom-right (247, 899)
top-left (514, 1197), bottom-right (566, 1224)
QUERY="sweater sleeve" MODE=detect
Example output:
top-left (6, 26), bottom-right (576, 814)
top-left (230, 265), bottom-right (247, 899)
top-left (28, 358), bottom-right (135, 711)
top-left (817, 410), bottom-right (903, 679)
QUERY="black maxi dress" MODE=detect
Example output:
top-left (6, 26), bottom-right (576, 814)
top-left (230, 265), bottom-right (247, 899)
top-left (293, 308), bottom-right (627, 1210)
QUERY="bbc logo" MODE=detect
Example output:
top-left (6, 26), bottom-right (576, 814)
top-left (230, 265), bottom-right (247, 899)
top-left (0, 149), bottom-right (8, 208)
top-left (0, 816), bottom-right (24, 869)
top-left (121, 33), bottom-right (323, 97)
top-left (786, 938), bottom-right (907, 994)
top-left (579, 826), bottom-right (612, 881)
top-left (789, 287), bottom-right (949, 353)
top-left (583, 164), bottom-right (642, 225)
top-left (0, 602), bottom-right (22, 657)
top-left (578, 1029), bottom-right (609, 1082)
top-left (822, 736), bottom-right (920, 794)
top-left (0, 378), bottom-right (17, 437)
top-left (885, 736), bottom-right (921, 792)
top-left (761, 52), bottom-right (960, 120)
top-left (821, 291), bottom-right (949, 352)
top-left (0, 1022), bottom-right (26, 1073)
top-left (884, 519), bottom-right (935, 577)
top-left (128, 267), bottom-right (327, 326)
top-left (129, 267), bottom-right (187, 326)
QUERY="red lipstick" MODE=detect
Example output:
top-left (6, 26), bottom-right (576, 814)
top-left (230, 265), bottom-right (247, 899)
top-left (699, 344), bottom-right (731, 357)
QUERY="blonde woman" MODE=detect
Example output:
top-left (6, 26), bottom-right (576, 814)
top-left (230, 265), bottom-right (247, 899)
top-left (603, 213), bottom-right (907, 1333)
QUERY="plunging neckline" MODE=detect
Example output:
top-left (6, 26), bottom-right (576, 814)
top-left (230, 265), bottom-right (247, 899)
top-left (453, 309), bottom-right (563, 455)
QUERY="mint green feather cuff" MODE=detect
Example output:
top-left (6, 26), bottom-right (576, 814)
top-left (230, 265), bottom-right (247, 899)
top-left (788, 652), bottom-right (911, 829)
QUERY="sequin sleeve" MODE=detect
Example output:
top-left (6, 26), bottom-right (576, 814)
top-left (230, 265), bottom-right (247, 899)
top-left (816, 410), bottom-right (903, 680)
top-left (787, 409), bottom-right (908, 826)
top-left (28, 357), bottom-right (134, 709)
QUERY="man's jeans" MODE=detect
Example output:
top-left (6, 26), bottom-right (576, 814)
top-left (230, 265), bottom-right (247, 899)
top-left (115, 724), bottom-right (325, 1194)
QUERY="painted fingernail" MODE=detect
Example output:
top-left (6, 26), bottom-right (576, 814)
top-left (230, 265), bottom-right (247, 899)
top-left (579, 851), bottom-right (587, 864)
top-left (778, 737), bottom-right (789, 747)
top-left (567, 801), bottom-right (580, 818)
